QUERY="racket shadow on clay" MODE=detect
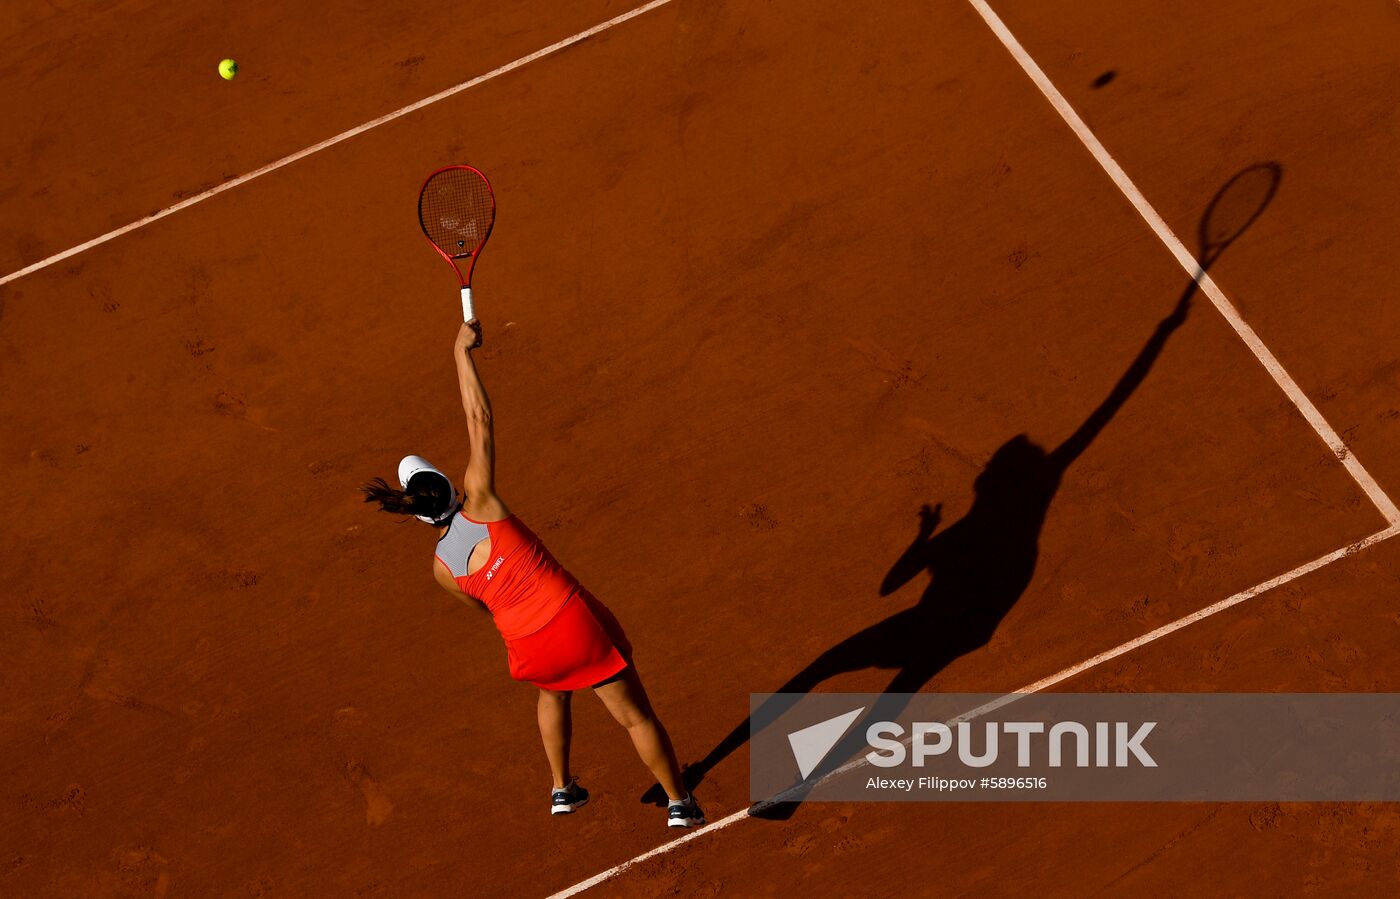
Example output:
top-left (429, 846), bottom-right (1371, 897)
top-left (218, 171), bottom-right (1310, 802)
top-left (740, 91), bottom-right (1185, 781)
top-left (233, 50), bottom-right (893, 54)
top-left (642, 162), bottom-right (1283, 820)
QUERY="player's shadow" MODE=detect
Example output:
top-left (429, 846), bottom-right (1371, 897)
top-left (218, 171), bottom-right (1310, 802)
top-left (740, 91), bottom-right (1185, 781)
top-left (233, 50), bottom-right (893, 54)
top-left (643, 163), bottom-right (1282, 817)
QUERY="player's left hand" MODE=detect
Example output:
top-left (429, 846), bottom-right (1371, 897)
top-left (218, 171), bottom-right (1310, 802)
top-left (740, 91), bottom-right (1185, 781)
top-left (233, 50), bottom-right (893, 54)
top-left (918, 503), bottom-right (942, 536)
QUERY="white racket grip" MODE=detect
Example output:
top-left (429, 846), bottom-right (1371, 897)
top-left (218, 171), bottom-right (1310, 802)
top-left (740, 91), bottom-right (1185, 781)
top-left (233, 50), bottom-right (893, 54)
top-left (460, 286), bottom-right (475, 323)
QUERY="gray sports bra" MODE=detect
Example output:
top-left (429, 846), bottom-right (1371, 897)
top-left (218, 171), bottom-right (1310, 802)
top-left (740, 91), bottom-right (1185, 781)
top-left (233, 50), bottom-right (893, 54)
top-left (435, 511), bottom-right (491, 578)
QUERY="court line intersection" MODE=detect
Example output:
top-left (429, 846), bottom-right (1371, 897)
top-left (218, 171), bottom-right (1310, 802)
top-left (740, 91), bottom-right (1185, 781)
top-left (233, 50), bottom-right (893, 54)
top-left (1, 1), bottom-right (1387, 894)
top-left (550, 2), bottom-right (1400, 895)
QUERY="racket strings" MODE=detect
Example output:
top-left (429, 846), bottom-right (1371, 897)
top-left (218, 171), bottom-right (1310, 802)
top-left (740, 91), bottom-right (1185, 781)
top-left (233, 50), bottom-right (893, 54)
top-left (420, 169), bottom-right (494, 257)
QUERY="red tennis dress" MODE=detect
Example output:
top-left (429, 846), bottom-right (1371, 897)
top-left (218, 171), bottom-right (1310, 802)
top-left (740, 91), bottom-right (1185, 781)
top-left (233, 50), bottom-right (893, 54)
top-left (436, 512), bottom-right (631, 691)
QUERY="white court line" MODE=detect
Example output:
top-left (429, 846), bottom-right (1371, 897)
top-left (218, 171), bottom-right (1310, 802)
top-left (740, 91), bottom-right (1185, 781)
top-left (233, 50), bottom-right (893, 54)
top-left (549, 525), bottom-right (1400, 898)
top-left (551, 0), bottom-right (1400, 894)
top-left (0, 0), bottom-right (677, 289)
top-left (964, 0), bottom-right (1400, 527)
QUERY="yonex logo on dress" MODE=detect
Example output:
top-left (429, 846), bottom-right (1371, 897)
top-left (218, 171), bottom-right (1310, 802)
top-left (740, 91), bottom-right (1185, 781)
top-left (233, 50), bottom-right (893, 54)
top-left (485, 556), bottom-right (505, 580)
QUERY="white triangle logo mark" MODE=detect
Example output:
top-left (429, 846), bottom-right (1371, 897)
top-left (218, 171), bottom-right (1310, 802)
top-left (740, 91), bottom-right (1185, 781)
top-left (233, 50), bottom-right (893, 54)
top-left (787, 707), bottom-right (865, 780)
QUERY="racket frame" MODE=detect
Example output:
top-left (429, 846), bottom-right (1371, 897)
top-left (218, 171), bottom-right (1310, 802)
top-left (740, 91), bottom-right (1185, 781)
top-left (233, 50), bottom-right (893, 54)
top-left (418, 164), bottom-right (496, 322)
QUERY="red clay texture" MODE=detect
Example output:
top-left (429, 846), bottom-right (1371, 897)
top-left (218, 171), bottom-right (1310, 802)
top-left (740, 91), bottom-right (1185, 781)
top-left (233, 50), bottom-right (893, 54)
top-left (3, 1), bottom-right (1398, 895)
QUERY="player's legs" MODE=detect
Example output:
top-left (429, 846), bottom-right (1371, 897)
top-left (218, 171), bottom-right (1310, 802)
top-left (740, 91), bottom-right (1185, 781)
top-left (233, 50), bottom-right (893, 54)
top-left (537, 688), bottom-right (573, 790)
top-left (593, 668), bottom-right (685, 802)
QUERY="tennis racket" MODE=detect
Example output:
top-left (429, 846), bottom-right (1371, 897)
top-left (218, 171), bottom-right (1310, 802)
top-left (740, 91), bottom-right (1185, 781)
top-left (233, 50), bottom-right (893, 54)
top-left (1197, 162), bottom-right (1281, 267)
top-left (418, 165), bottom-right (496, 322)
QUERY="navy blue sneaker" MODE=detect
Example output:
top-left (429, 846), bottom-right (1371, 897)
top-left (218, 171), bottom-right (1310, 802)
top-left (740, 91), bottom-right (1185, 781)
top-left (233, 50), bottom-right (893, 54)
top-left (551, 779), bottom-right (589, 815)
top-left (667, 794), bottom-right (705, 828)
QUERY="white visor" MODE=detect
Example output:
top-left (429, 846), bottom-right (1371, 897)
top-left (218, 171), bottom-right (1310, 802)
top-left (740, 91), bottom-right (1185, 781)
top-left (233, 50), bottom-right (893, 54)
top-left (397, 454), bottom-right (458, 524)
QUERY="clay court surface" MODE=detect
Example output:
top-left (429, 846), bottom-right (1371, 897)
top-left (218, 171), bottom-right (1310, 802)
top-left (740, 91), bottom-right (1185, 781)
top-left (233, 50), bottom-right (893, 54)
top-left (5, 0), bottom-right (1400, 895)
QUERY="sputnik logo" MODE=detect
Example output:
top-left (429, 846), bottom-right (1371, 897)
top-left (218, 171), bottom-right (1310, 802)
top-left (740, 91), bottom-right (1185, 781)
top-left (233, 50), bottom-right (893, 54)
top-left (787, 707), bottom-right (865, 780)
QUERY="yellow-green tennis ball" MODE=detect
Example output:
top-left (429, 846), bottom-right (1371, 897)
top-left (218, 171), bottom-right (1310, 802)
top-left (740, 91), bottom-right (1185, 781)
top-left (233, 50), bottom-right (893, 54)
top-left (218, 59), bottom-right (239, 80)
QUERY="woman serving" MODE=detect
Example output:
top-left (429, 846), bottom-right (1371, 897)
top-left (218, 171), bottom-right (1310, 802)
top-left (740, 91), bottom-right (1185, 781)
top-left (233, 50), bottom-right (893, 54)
top-left (362, 320), bottom-right (703, 828)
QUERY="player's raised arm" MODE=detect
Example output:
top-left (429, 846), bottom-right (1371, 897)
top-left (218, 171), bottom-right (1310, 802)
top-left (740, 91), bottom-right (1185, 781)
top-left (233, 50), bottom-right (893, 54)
top-left (879, 503), bottom-right (941, 596)
top-left (1048, 290), bottom-right (1191, 471)
top-left (454, 321), bottom-right (507, 517)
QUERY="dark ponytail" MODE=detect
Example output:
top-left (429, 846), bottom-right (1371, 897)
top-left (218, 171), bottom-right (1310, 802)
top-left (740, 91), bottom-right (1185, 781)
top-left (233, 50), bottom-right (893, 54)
top-left (361, 472), bottom-right (454, 522)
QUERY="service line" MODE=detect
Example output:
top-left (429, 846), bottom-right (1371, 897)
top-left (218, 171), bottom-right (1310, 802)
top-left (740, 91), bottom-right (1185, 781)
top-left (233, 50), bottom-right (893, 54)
top-left (0, 0), bottom-right (677, 289)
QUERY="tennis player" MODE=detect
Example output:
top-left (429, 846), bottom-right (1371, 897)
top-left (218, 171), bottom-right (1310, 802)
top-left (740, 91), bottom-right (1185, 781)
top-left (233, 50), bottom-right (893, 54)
top-left (362, 320), bottom-right (703, 828)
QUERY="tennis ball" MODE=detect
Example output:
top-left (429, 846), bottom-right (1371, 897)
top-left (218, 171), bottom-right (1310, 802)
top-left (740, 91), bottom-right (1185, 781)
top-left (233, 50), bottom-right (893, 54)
top-left (218, 58), bottom-right (239, 80)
